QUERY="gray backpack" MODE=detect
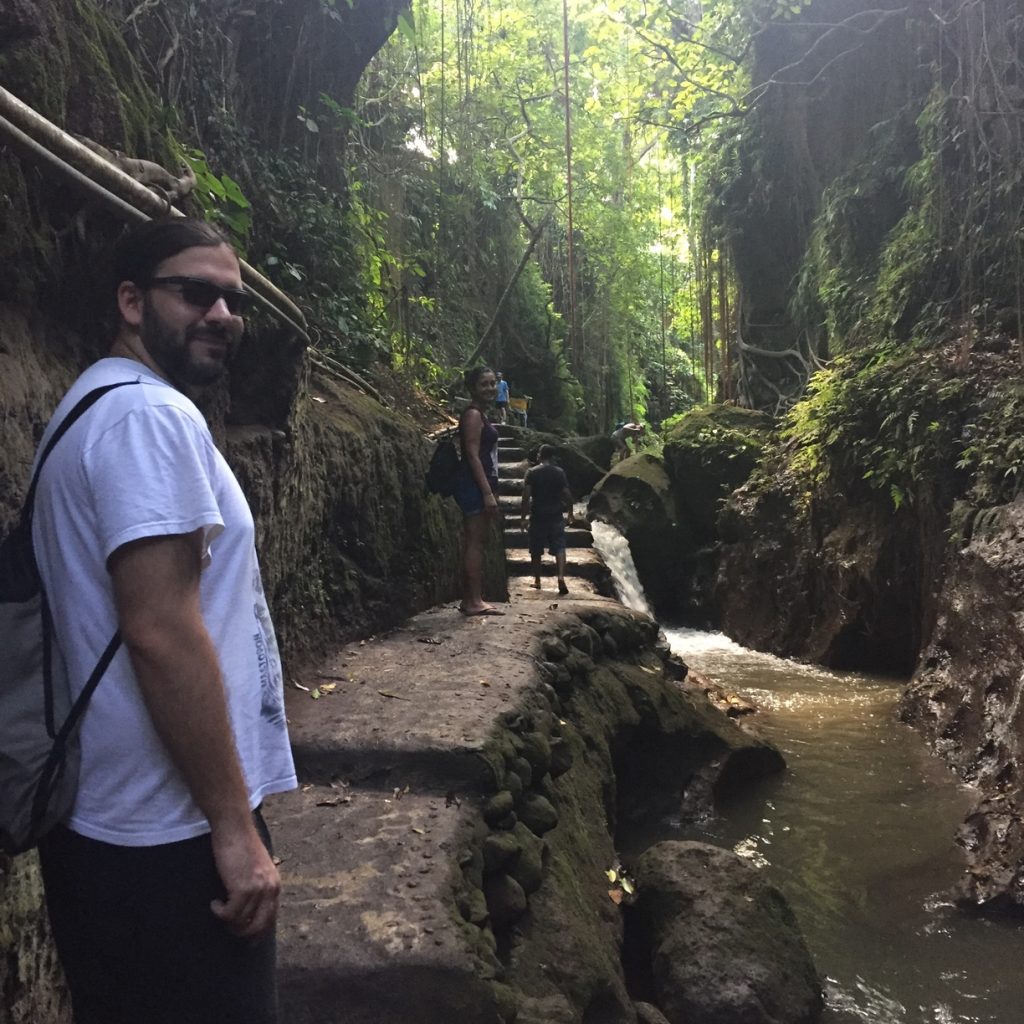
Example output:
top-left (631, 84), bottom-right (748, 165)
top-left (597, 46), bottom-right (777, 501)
top-left (0, 381), bottom-right (136, 854)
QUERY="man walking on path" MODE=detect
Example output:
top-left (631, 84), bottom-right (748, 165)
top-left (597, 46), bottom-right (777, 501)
top-left (521, 444), bottom-right (575, 595)
top-left (495, 371), bottom-right (510, 423)
top-left (31, 218), bottom-right (297, 1024)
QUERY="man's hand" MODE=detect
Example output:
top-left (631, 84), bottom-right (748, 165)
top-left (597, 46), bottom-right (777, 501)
top-left (210, 819), bottom-right (281, 940)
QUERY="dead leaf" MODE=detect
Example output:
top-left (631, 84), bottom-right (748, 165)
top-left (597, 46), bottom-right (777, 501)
top-left (316, 795), bottom-right (351, 807)
top-left (480, 680), bottom-right (491, 687)
top-left (311, 396), bottom-right (326, 404)
top-left (621, 877), bottom-right (635, 895)
top-left (319, 683), bottom-right (337, 694)
top-left (379, 690), bottom-right (411, 701)
top-left (411, 827), bottom-right (426, 835)
top-left (291, 679), bottom-right (311, 692)
top-left (418, 637), bottom-right (444, 645)
top-left (606, 868), bottom-right (618, 883)
top-left (310, 688), bottom-right (321, 700)
top-left (608, 889), bottom-right (623, 905)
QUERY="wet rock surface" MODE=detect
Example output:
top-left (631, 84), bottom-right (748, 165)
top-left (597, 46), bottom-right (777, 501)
top-left (626, 841), bottom-right (823, 1024)
top-left (588, 455), bottom-right (692, 620)
top-left (900, 501), bottom-right (1024, 913)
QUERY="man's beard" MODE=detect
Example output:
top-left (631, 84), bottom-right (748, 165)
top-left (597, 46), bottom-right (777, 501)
top-left (140, 300), bottom-right (233, 388)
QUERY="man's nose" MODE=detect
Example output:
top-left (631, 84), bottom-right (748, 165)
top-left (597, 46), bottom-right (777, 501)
top-left (203, 296), bottom-right (237, 324)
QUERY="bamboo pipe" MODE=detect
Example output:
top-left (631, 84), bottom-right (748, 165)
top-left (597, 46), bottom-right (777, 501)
top-left (0, 112), bottom-right (148, 226)
top-left (0, 87), bottom-right (386, 407)
top-left (0, 85), bottom-right (306, 328)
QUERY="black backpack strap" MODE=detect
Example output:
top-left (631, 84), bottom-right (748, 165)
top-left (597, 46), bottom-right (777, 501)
top-left (32, 624), bottom-right (122, 832)
top-left (22, 380), bottom-right (141, 521)
top-left (25, 379), bottom-right (139, 834)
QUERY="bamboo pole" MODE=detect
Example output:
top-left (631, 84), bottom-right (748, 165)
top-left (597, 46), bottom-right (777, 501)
top-left (0, 85), bottom-right (306, 329)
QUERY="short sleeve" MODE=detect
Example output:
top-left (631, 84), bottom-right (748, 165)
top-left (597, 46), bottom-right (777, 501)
top-left (82, 404), bottom-right (225, 563)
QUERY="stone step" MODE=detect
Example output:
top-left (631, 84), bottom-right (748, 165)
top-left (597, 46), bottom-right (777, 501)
top-left (497, 494), bottom-right (525, 511)
top-left (497, 478), bottom-right (525, 496)
top-left (503, 525), bottom-right (593, 548)
top-left (504, 547), bottom-right (608, 583)
top-left (497, 461), bottom-right (527, 477)
top-left (497, 445), bottom-right (525, 461)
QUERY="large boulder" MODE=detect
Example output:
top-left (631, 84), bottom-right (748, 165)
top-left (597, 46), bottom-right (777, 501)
top-left (662, 405), bottom-right (773, 543)
top-left (627, 842), bottom-right (822, 1024)
top-left (588, 455), bottom-right (691, 620)
top-left (899, 501), bottom-right (1024, 914)
top-left (501, 425), bottom-right (610, 497)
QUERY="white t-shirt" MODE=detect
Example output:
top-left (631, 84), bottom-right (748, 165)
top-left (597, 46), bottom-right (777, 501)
top-left (32, 357), bottom-right (297, 846)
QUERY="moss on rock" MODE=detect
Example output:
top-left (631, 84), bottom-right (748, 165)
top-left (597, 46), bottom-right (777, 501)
top-left (662, 405), bottom-right (773, 542)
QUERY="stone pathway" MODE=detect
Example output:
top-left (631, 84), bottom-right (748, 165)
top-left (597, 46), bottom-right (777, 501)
top-left (494, 427), bottom-right (608, 600)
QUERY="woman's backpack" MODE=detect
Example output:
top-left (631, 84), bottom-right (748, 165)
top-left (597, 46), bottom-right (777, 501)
top-left (425, 432), bottom-right (461, 497)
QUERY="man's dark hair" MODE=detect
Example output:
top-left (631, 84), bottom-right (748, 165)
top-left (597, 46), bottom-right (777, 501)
top-left (538, 444), bottom-right (555, 461)
top-left (113, 217), bottom-right (229, 287)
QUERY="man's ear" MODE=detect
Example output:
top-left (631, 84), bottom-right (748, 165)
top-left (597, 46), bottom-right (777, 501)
top-left (117, 280), bottom-right (144, 329)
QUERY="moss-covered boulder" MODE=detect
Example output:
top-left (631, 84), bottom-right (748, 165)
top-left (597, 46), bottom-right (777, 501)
top-left (587, 454), bottom-right (691, 620)
top-left (627, 841), bottom-right (822, 1024)
top-left (500, 425), bottom-right (610, 497)
top-left (662, 406), bottom-right (773, 543)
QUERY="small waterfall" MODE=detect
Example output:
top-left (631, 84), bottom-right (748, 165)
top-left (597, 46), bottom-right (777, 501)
top-left (589, 520), bottom-right (653, 616)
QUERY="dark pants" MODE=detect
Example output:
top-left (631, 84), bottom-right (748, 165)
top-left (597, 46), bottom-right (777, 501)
top-left (38, 811), bottom-right (277, 1024)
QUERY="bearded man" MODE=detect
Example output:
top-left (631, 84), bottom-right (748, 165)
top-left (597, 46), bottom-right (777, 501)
top-left (30, 218), bottom-right (296, 1024)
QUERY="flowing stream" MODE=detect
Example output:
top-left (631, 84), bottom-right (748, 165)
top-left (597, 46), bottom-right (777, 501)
top-left (590, 521), bottom-right (1024, 1023)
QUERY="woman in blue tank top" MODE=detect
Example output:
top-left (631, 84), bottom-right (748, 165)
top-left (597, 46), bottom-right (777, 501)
top-left (455, 366), bottom-right (504, 615)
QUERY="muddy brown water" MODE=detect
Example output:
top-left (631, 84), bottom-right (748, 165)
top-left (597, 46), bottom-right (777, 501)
top-left (653, 628), bottom-right (1024, 1024)
top-left (587, 521), bottom-right (1024, 1022)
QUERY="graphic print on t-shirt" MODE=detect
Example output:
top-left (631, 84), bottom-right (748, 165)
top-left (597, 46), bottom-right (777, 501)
top-left (252, 561), bottom-right (286, 727)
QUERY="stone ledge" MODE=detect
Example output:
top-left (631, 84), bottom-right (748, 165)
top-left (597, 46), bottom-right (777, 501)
top-left (277, 598), bottom-right (784, 1023)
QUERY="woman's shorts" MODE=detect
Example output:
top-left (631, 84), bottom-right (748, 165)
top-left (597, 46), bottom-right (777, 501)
top-left (455, 471), bottom-right (497, 517)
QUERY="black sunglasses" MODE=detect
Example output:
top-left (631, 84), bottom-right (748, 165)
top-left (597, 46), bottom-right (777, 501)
top-left (145, 276), bottom-right (250, 315)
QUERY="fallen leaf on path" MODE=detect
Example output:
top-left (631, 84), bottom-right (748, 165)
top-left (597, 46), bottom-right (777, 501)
top-left (291, 679), bottom-right (311, 692)
top-left (418, 637), bottom-right (444, 645)
top-left (608, 889), bottom-right (623, 905)
top-left (310, 688), bottom-right (321, 700)
top-left (316, 795), bottom-right (352, 807)
top-left (379, 690), bottom-right (411, 701)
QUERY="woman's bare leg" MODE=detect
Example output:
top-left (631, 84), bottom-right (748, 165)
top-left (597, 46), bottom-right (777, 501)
top-left (462, 514), bottom-right (496, 613)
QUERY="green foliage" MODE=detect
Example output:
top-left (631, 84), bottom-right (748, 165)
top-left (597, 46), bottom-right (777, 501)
top-left (782, 344), bottom-right (967, 509)
top-left (958, 382), bottom-right (1024, 507)
top-left (178, 146), bottom-right (253, 243)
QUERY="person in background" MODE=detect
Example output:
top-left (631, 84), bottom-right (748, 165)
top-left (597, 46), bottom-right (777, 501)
top-left (494, 371), bottom-right (510, 424)
top-left (31, 217), bottom-right (296, 1024)
top-left (611, 421), bottom-right (646, 463)
top-left (521, 444), bottom-right (575, 596)
top-left (455, 366), bottom-right (503, 615)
